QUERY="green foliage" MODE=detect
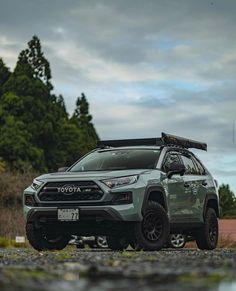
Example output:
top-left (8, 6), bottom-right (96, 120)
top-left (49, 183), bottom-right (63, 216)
top-left (56, 119), bottom-right (82, 166)
top-left (0, 115), bottom-right (44, 171)
top-left (0, 58), bottom-right (11, 96)
top-left (0, 36), bottom-right (99, 172)
top-left (15, 35), bottom-right (53, 91)
top-left (71, 93), bottom-right (99, 156)
top-left (219, 184), bottom-right (236, 217)
top-left (0, 237), bottom-right (29, 248)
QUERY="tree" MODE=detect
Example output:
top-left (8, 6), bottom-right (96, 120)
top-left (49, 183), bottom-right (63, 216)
top-left (71, 93), bottom-right (99, 155)
top-left (14, 35), bottom-right (53, 91)
top-left (0, 92), bottom-right (24, 121)
top-left (0, 115), bottom-right (45, 171)
top-left (0, 36), bottom-right (68, 170)
top-left (219, 184), bottom-right (236, 217)
top-left (56, 119), bottom-right (82, 167)
top-left (0, 59), bottom-right (11, 96)
top-left (0, 36), bottom-right (99, 172)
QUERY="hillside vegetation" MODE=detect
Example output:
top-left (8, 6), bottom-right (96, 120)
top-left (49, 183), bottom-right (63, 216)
top-left (0, 35), bottom-right (98, 172)
top-left (0, 36), bottom-right (99, 238)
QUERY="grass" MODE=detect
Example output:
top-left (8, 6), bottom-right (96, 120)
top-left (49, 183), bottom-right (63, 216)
top-left (0, 171), bottom-right (37, 239)
top-left (0, 236), bottom-right (29, 248)
top-left (0, 237), bottom-right (12, 248)
top-left (0, 207), bottom-right (26, 239)
top-left (218, 235), bottom-right (236, 248)
top-left (0, 171), bottom-right (37, 208)
top-left (55, 251), bottom-right (73, 260)
top-left (122, 250), bottom-right (139, 258)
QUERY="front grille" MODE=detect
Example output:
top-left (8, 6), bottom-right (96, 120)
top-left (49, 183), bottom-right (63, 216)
top-left (38, 181), bottom-right (104, 202)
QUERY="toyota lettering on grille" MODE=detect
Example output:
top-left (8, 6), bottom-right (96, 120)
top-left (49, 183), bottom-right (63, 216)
top-left (58, 184), bottom-right (81, 195)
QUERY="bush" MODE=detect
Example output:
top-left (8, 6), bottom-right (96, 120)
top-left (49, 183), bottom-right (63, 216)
top-left (0, 171), bottom-right (37, 207)
top-left (0, 207), bottom-right (26, 238)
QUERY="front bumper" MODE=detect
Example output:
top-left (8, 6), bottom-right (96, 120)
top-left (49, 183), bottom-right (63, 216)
top-left (25, 205), bottom-right (139, 236)
top-left (27, 206), bottom-right (123, 222)
top-left (24, 203), bottom-right (143, 224)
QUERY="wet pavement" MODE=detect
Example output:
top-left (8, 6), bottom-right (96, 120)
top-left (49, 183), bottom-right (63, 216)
top-left (0, 247), bottom-right (236, 290)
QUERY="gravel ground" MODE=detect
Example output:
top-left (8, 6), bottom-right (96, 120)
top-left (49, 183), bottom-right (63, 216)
top-left (0, 247), bottom-right (236, 291)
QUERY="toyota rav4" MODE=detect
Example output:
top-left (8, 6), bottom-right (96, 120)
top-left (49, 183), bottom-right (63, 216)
top-left (23, 133), bottom-right (219, 251)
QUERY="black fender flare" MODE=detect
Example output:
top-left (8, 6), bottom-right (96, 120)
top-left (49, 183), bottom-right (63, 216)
top-left (203, 193), bottom-right (220, 218)
top-left (141, 185), bottom-right (168, 214)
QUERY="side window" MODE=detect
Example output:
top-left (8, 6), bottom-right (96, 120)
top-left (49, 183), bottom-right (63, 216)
top-left (162, 152), bottom-right (181, 173)
top-left (180, 155), bottom-right (198, 175)
top-left (192, 156), bottom-right (206, 175)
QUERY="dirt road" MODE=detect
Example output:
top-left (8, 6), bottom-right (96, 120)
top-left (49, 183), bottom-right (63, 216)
top-left (0, 248), bottom-right (236, 291)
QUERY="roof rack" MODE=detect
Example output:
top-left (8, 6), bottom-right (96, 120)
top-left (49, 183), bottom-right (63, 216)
top-left (98, 138), bottom-right (163, 148)
top-left (97, 132), bottom-right (207, 151)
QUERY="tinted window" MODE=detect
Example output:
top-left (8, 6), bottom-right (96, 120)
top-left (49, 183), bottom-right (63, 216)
top-left (162, 152), bottom-right (181, 173)
top-left (192, 157), bottom-right (206, 175)
top-left (70, 149), bottom-right (161, 172)
top-left (180, 155), bottom-right (198, 175)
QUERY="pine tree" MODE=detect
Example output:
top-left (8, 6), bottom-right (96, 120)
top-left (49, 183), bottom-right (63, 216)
top-left (14, 35), bottom-right (53, 91)
top-left (71, 93), bottom-right (99, 155)
top-left (0, 58), bottom-right (11, 96)
top-left (219, 184), bottom-right (236, 217)
top-left (0, 36), bottom-right (99, 171)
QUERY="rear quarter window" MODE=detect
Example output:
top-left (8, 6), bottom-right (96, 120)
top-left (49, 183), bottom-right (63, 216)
top-left (180, 154), bottom-right (199, 175)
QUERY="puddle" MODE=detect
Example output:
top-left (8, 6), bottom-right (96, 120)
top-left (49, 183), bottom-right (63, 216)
top-left (47, 280), bottom-right (236, 291)
top-left (1, 248), bottom-right (236, 291)
top-left (218, 281), bottom-right (236, 291)
top-left (1, 278), bottom-right (236, 291)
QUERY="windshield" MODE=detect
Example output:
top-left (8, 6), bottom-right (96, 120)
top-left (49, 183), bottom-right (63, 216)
top-left (70, 149), bottom-right (161, 172)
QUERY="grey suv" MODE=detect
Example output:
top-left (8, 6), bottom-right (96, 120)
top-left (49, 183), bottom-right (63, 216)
top-left (23, 133), bottom-right (219, 251)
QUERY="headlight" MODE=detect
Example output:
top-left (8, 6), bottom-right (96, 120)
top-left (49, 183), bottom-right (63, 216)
top-left (102, 175), bottom-right (138, 189)
top-left (31, 179), bottom-right (44, 190)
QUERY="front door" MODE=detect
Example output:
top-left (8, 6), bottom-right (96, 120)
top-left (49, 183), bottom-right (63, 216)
top-left (180, 154), bottom-right (209, 223)
top-left (179, 153), bottom-right (205, 223)
top-left (161, 151), bottom-right (190, 223)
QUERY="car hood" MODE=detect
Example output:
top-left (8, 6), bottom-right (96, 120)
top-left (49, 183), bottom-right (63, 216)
top-left (36, 169), bottom-right (153, 182)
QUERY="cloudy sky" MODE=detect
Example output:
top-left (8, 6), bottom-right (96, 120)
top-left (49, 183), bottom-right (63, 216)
top-left (0, 0), bottom-right (236, 192)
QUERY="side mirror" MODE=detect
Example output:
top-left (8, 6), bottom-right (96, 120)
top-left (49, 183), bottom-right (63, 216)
top-left (58, 167), bottom-right (69, 172)
top-left (167, 164), bottom-right (185, 179)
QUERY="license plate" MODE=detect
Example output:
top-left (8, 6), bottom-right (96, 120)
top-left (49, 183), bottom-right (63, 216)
top-left (58, 209), bottom-right (79, 221)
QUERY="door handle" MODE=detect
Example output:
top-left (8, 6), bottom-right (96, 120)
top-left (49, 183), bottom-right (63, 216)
top-left (184, 182), bottom-right (191, 188)
top-left (202, 181), bottom-right (208, 186)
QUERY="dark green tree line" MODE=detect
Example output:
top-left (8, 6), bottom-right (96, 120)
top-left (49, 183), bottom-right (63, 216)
top-left (0, 36), bottom-right (98, 172)
top-left (219, 184), bottom-right (236, 217)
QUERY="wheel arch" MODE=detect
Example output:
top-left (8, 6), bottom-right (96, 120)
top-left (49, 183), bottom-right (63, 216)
top-left (203, 193), bottom-right (220, 218)
top-left (142, 185), bottom-right (168, 213)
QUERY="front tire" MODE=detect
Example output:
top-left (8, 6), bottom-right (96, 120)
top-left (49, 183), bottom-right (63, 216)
top-left (26, 223), bottom-right (70, 251)
top-left (134, 201), bottom-right (169, 251)
top-left (195, 208), bottom-right (218, 250)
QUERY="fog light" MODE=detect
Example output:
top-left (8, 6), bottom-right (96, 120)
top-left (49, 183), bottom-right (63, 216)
top-left (25, 194), bottom-right (36, 206)
top-left (112, 192), bottom-right (133, 204)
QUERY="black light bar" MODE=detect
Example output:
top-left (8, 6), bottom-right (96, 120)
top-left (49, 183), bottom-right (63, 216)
top-left (97, 132), bottom-right (207, 151)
